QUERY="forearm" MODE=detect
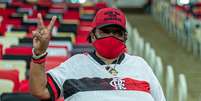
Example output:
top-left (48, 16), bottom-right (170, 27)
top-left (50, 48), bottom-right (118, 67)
top-left (29, 62), bottom-right (50, 99)
top-left (30, 13), bottom-right (56, 99)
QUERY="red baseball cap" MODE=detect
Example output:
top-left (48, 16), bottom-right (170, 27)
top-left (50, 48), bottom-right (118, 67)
top-left (91, 7), bottom-right (126, 31)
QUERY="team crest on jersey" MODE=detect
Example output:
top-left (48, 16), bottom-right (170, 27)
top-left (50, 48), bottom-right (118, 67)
top-left (110, 77), bottom-right (126, 90)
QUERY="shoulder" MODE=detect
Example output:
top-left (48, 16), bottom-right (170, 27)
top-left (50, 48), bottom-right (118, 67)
top-left (124, 53), bottom-right (152, 71)
top-left (67, 53), bottom-right (89, 61)
top-left (61, 53), bottom-right (90, 65)
top-left (124, 53), bottom-right (147, 63)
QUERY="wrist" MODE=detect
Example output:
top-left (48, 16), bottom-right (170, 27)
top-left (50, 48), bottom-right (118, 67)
top-left (32, 48), bottom-right (47, 59)
top-left (32, 58), bottom-right (46, 64)
top-left (33, 49), bottom-right (46, 56)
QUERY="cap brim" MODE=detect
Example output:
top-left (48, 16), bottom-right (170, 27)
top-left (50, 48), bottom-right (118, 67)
top-left (96, 23), bottom-right (127, 32)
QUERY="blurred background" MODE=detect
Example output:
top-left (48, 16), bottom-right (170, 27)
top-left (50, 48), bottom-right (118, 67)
top-left (0, 0), bottom-right (201, 101)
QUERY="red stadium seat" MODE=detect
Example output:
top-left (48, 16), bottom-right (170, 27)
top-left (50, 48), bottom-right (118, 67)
top-left (37, 0), bottom-right (52, 7)
top-left (45, 56), bottom-right (68, 71)
top-left (75, 34), bottom-right (89, 44)
top-left (95, 2), bottom-right (108, 10)
top-left (63, 11), bottom-right (80, 20)
top-left (0, 44), bottom-right (2, 59)
top-left (19, 79), bottom-right (29, 93)
top-left (79, 21), bottom-right (92, 26)
top-left (0, 9), bottom-right (15, 18)
top-left (5, 46), bottom-right (32, 56)
top-left (75, 26), bottom-right (91, 44)
top-left (0, 18), bottom-right (7, 36)
top-left (3, 19), bottom-right (22, 28)
top-left (0, 69), bottom-right (20, 92)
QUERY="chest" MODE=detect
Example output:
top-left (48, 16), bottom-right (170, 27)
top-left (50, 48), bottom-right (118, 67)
top-left (62, 62), bottom-right (151, 99)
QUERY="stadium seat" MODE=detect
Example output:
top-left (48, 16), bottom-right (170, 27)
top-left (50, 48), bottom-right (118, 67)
top-left (0, 93), bottom-right (40, 101)
top-left (63, 11), bottom-right (80, 20)
top-left (138, 37), bottom-right (145, 57)
top-left (45, 56), bottom-right (68, 71)
top-left (95, 2), bottom-right (107, 10)
top-left (148, 48), bottom-right (156, 69)
top-left (2, 55), bottom-right (31, 70)
top-left (66, 3), bottom-right (80, 11)
top-left (0, 60), bottom-right (27, 81)
top-left (0, 44), bottom-right (2, 59)
top-left (79, 21), bottom-right (92, 26)
top-left (47, 45), bottom-right (69, 57)
top-left (19, 79), bottom-right (29, 93)
top-left (125, 22), bottom-right (133, 54)
top-left (0, 79), bottom-right (14, 94)
top-left (154, 56), bottom-right (163, 84)
top-left (0, 36), bottom-right (19, 49)
top-left (5, 31), bottom-right (27, 38)
top-left (178, 74), bottom-right (188, 101)
top-left (166, 65), bottom-right (175, 101)
top-left (132, 28), bottom-right (140, 55)
top-left (144, 42), bottom-right (151, 61)
top-left (58, 23), bottom-right (78, 34)
top-left (0, 16), bottom-right (7, 36)
top-left (0, 69), bottom-right (20, 92)
top-left (5, 46), bottom-right (32, 56)
top-left (51, 32), bottom-right (76, 44)
top-left (75, 34), bottom-right (89, 44)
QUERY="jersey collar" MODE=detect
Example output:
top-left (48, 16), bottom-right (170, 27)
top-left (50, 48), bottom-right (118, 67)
top-left (89, 51), bottom-right (125, 65)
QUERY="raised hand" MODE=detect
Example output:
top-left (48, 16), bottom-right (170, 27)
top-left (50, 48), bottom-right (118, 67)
top-left (32, 13), bottom-right (57, 55)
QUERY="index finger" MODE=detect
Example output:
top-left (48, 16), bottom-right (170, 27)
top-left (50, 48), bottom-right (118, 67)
top-left (37, 13), bottom-right (45, 29)
top-left (47, 16), bottom-right (57, 31)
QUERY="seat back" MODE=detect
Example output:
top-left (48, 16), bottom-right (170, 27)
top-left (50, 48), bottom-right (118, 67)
top-left (178, 74), bottom-right (188, 101)
top-left (155, 56), bottom-right (164, 84)
top-left (0, 69), bottom-right (20, 92)
top-left (45, 56), bottom-right (68, 71)
top-left (0, 79), bottom-right (14, 94)
top-left (166, 65), bottom-right (175, 101)
top-left (0, 37), bottom-right (19, 49)
top-left (5, 46), bottom-right (32, 56)
top-left (0, 60), bottom-right (26, 81)
top-left (0, 44), bottom-right (2, 59)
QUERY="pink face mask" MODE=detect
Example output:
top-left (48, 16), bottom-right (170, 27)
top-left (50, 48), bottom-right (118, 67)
top-left (92, 36), bottom-right (126, 59)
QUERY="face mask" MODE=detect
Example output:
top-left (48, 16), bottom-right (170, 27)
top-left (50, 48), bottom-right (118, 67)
top-left (92, 36), bottom-right (126, 59)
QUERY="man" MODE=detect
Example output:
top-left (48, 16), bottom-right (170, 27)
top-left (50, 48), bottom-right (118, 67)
top-left (30, 7), bottom-right (166, 101)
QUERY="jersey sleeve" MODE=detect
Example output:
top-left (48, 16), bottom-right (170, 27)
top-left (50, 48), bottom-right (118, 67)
top-left (46, 58), bottom-right (74, 101)
top-left (46, 73), bottom-right (61, 101)
top-left (140, 57), bottom-right (166, 101)
top-left (149, 72), bottom-right (166, 101)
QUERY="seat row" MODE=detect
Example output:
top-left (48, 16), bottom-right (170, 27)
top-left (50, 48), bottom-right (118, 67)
top-left (126, 21), bottom-right (188, 101)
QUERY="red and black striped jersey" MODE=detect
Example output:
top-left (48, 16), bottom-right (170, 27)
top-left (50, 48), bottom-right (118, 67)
top-left (46, 53), bottom-right (166, 101)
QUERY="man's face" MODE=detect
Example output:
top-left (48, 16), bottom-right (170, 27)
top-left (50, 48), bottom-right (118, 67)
top-left (93, 26), bottom-right (126, 41)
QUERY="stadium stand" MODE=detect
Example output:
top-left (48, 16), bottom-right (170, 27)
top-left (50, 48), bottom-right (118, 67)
top-left (126, 21), bottom-right (188, 101)
top-left (152, 0), bottom-right (201, 59)
top-left (0, 0), bottom-right (107, 101)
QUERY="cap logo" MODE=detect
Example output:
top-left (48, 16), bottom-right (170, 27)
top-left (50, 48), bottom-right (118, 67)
top-left (104, 11), bottom-right (121, 22)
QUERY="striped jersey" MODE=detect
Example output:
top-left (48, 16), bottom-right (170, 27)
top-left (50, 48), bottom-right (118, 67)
top-left (46, 52), bottom-right (166, 101)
